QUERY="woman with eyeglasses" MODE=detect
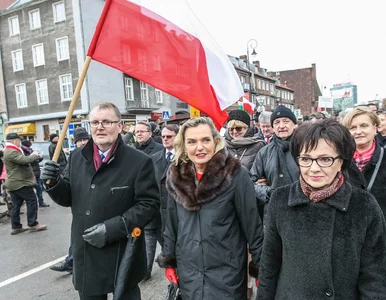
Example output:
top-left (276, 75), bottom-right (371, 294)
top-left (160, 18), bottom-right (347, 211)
top-left (342, 107), bottom-right (386, 217)
top-left (157, 117), bottom-right (263, 300)
top-left (257, 119), bottom-right (386, 300)
top-left (224, 110), bottom-right (265, 170)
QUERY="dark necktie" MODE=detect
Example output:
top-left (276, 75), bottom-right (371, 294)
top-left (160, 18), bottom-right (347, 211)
top-left (100, 153), bottom-right (105, 162)
top-left (166, 152), bottom-right (172, 162)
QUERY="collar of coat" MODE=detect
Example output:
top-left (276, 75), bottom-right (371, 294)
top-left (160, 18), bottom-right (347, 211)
top-left (81, 134), bottom-right (123, 163)
top-left (288, 180), bottom-right (352, 212)
top-left (166, 148), bottom-right (241, 211)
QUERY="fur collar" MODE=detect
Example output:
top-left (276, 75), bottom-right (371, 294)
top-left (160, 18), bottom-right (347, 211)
top-left (166, 148), bottom-right (241, 211)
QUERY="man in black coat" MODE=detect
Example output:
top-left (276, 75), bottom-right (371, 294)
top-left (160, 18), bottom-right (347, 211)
top-left (48, 133), bottom-right (67, 174)
top-left (134, 121), bottom-right (163, 155)
top-left (145, 124), bottom-right (179, 280)
top-left (42, 102), bottom-right (160, 300)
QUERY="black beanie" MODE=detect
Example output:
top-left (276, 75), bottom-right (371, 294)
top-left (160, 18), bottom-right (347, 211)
top-left (74, 127), bottom-right (90, 143)
top-left (227, 110), bottom-right (251, 128)
top-left (50, 133), bottom-right (59, 142)
top-left (270, 105), bottom-right (297, 127)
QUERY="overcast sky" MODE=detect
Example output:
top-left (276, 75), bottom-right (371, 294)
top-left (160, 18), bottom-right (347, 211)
top-left (187, 0), bottom-right (385, 103)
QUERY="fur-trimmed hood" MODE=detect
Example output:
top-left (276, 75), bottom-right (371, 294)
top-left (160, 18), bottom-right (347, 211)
top-left (166, 148), bottom-right (241, 211)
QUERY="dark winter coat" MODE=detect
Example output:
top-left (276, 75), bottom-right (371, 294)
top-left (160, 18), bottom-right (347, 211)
top-left (45, 137), bottom-right (160, 296)
top-left (158, 149), bottom-right (263, 300)
top-left (22, 148), bottom-right (43, 177)
top-left (346, 141), bottom-right (386, 217)
top-left (257, 181), bottom-right (386, 300)
top-left (224, 130), bottom-right (265, 170)
top-left (48, 142), bottom-right (67, 173)
top-left (150, 149), bottom-right (171, 236)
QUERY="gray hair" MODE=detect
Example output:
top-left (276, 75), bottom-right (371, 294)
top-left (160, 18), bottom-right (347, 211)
top-left (258, 111), bottom-right (272, 124)
top-left (90, 102), bottom-right (121, 120)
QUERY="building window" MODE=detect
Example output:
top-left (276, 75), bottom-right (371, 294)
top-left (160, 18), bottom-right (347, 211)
top-left (140, 81), bottom-right (149, 100)
top-left (8, 16), bottom-right (19, 36)
top-left (15, 83), bottom-right (28, 108)
top-left (32, 44), bottom-right (45, 67)
top-left (36, 79), bottom-right (49, 105)
top-left (56, 37), bottom-right (69, 61)
top-left (125, 77), bottom-right (134, 101)
top-left (29, 9), bottom-right (41, 30)
top-left (240, 76), bottom-right (246, 84)
top-left (270, 83), bottom-right (274, 92)
top-left (53, 1), bottom-right (66, 23)
top-left (11, 49), bottom-right (23, 72)
top-left (257, 79), bottom-right (261, 89)
top-left (155, 89), bottom-right (163, 103)
top-left (59, 74), bottom-right (73, 101)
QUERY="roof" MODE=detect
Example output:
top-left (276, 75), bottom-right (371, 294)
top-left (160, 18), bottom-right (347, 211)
top-left (0, 0), bottom-right (17, 10)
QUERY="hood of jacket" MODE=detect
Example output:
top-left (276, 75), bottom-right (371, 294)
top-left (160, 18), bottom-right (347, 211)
top-left (224, 130), bottom-right (264, 149)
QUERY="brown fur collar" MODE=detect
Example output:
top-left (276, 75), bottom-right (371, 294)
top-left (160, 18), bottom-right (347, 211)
top-left (166, 148), bottom-right (241, 211)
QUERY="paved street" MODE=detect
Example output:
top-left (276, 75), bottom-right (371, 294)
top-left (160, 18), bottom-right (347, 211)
top-left (0, 192), bottom-right (168, 300)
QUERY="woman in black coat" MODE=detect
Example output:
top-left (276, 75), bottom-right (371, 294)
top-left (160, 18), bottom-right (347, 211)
top-left (342, 107), bottom-right (386, 216)
top-left (158, 117), bottom-right (263, 300)
top-left (257, 119), bottom-right (386, 300)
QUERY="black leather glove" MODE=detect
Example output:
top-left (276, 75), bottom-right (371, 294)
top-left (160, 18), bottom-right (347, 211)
top-left (82, 223), bottom-right (108, 248)
top-left (41, 160), bottom-right (61, 187)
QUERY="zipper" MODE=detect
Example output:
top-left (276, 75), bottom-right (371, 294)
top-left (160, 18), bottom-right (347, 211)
top-left (110, 186), bottom-right (129, 194)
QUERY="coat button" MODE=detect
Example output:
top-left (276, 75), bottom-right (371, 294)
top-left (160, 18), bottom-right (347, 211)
top-left (279, 174), bottom-right (284, 178)
top-left (85, 210), bottom-right (91, 216)
top-left (194, 240), bottom-right (201, 245)
top-left (198, 270), bottom-right (203, 275)
top-left (91, 184), bottom-right (96, 189)
top-left (325, 289), bottom-right (333, 297)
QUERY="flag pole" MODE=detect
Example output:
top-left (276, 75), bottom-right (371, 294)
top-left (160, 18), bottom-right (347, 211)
top-left (50, 56), bottom-right (92, 163)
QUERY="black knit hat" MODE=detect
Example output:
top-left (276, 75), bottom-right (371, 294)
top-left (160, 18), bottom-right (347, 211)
top-left (270, 105), bottom-right (297, 127)
top-left (74, 127), bottom-right (90, 143)
top-left (21, 140), bottom-right (32, 147)
top-left (227, 110), bottom-right (251, 128)
top-left (50, 133), bottom-right (59, 142)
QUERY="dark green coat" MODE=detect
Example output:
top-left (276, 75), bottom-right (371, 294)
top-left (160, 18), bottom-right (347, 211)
top-left (46, 137), bottom-right (160, 296)
top-left (257, 181), bottom-right (386, 300)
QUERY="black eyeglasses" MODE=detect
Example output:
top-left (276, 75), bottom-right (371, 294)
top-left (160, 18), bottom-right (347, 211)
top-left (135, 130), bottom-right (150, 135)
top-left (89, 120), bottom-right (120, 128)
top-left (228, 127), bottom-right (246, 132)
top-left (297, 156), bottom-right (341, 168)
top-left (161, 135), bottom-right (175, 139)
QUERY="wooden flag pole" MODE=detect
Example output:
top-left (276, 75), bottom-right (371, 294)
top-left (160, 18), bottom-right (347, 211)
top-left (48, 56), bottom-right (92, 180)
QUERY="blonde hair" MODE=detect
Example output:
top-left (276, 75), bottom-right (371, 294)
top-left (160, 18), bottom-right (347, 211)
top-left (173, 117), bottom-right (225, 165)
top-left (227, 120), bottom-right (248, 129)
top-left (342, 106), bottom-right (380, 128)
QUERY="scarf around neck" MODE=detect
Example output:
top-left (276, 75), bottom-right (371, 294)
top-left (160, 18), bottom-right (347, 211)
top-left (5, 142), bottom-right (22, 154)
top-left (353, 140), bottom-right (376, 171)
top-left (300, 172), bottom-right (344, 203)
top-left (93, 140), bottom-right (118, 170)
top-left (273, 134), bottom-right (292, 152)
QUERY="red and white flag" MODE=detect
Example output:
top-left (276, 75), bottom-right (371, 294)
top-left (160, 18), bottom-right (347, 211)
top-left (238, 97), bottom-right (255, 114)
top-left (87, 0), bottom-right (243, 129)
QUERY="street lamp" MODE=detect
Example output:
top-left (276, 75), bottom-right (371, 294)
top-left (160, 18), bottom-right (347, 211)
top-left (246, 39), bottom-right (258, 70)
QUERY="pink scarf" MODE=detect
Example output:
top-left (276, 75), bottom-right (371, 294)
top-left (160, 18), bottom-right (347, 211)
top-left (353, 140), bottom-right (376, 171)
top-left (300, 172), bottom-right (344, 203)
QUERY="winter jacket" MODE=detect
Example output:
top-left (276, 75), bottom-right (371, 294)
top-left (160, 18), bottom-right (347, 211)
top-left (158, 149), bottom-right (263, 300)
top-left (135, 137), bottom-right (163, 156)
top-left (3, 147), bottom-right (38, 191)
top-left (22, 148), bottom-right (43, 177)
top-left (48, 142), bottom-right (67, 173)
top-left (346, 141), bottom-right (386, 217)
top-left (224, 130), bottom-right (265, 170)
top-left (45, 137), bottom-right (160, 296)
top-left (257, 181), bottom-right (386, 300)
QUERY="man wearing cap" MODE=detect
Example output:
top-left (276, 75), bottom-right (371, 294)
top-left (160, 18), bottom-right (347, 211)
top-left (3, 133), bottom-right (47, 235)
top-left (49, 133), bottom-right (67, 174)
top-left (21, 140), bottom-right (49, 208)
top-left (250, 105), bottom-right (299, 223)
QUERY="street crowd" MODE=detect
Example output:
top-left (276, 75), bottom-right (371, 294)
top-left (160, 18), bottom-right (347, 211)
top-left (2, 101), bottom-right (386, 299)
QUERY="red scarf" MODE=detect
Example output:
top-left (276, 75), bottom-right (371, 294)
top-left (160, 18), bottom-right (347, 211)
top-left (300, 172), bottom-right (344, 203)
top-left (353, 140), bottom-right (376, 171)
top-left (5, 144), bottom-right (22, 153)
top-left (92, 140), bottom-right (118, 170)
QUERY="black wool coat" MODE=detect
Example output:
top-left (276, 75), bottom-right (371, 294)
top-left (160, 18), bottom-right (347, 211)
top-left (46, 137), bottom-right (160, 296)
top-left (158, 149), bottom-right (263, 300)
top-left (346, 141), bottom-right (386, 217)
top-left (257, 181), bottom-right (386, 300)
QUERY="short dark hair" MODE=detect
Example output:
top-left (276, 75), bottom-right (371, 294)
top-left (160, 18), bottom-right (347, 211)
top-left (163, 124), bottom-right (179, 135)
top-left (290, 119), bottom-right (356, 173)
top-left (136, 121), bottom-right (152, 131)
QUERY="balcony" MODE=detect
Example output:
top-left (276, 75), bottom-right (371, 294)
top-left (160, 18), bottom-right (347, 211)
top-left (125, 98), bottom-right (157, 114)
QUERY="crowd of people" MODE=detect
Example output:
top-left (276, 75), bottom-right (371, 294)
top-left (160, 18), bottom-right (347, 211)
top-left (2, 100), bottom-right (386, 299)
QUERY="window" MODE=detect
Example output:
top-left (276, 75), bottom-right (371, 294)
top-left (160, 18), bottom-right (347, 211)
top-left (257, 79), bottom-right (261, 89)
top-left (140, 81), bottom-right (149, 100)
top-left (32, 44), bottom-right (45, 67)
top-left (29, 9), bottom-right (41, 30)
top-left (56, 37), bottom-right (69, 61)
top-left (155, 89), bottom-right (163, 103)
top-left (15, 83), bottom-right (28, 108)
top-left (59, 74), bottom-right (73, 101)
top-left (11, 49), bottom-right (23, 72)
top-left (53, 1), bottom-right (66, 23)
top-left (8, 16), bottom-right (19, 36)
top-left (35, 79), bottom-right (49, 105)
top-left (240, 76), bottom-right (246, 84)
top-left (125, 78), bottom-right (134, 101)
